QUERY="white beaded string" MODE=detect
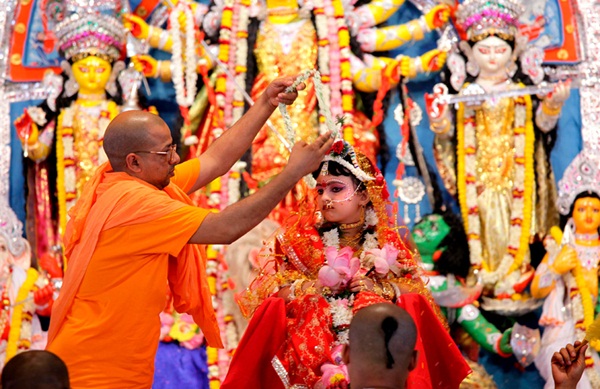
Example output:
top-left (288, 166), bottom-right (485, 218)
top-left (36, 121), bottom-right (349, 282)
top-left (278, 69), bottom-right (341, 187)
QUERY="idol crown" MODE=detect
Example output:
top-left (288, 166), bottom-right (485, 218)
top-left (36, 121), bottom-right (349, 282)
top-left (55, 0), bottom-right (126, 63)
top-left (456, 0), bottom-right (523, 41)
top-left (556, 149), bottom-right (600, 215)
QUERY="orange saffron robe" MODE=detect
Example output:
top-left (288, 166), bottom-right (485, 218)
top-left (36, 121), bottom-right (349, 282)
top-left (47, 159), bottom-right (223, 389)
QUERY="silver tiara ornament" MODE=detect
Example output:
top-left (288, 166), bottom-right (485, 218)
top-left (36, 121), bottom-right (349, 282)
top-left (456, 0), bottom-right (523, 40)
top-left (321, 140), bottom-right (375, 182)
top-left (556, 149), bottom-right (600, 215)
top-left (55, 0), bottom-right (126, 64)
top-left (0, 201), bottom-right (27, 258)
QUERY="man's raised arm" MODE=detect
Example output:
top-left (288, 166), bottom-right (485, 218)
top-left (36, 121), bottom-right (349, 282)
top-left (188, 76), bottom-right (304, 193)
top-left (189, 132), bottom-right (333, 244)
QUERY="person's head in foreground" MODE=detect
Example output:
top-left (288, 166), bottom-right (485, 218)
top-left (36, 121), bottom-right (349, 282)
top-left (1, 350), bottom-right (70, 389)
top-left (104, 111), bottom-right (180, 190)
top-left (343, 303), bottom-right (418, 389)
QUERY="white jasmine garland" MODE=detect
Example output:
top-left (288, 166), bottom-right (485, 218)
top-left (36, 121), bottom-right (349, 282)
top-left (362, 232), bottom-right (378, 251)
top-left (365, 207), bottom-right (378, 226)
top-left (327, 295), bottom-right (354, 344)
top-left (169, 4), bottom-right (198, 107)
top-left (322, 229), bottom-right (340, 249)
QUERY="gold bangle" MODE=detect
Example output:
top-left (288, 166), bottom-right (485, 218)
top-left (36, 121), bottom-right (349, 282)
top-left (148, 26), bottom-right (162, 47)
top-left (380, 280), bottom-right (395, 301)
top-left (291, 279), bottom-right (307, 298)
top-left (431, 118), bottom-right (451, 134)
top-left (159, 61), bottom-right (172, 82)
top-left (408, 18), bottom-right (425, 41)
top-left (541, 101), bottom-right (562, 116)
top-left (372, 282), bottom-right (383, 297)
top-left (303, 282), bottom-right (318, 296)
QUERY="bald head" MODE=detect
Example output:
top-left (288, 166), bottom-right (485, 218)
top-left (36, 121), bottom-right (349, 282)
top-left (104, 111), bottom-right (167, 171)
top-left (346, 303), bottom-right (417, 388)
top-left (2, 350), bottom-right (70, 389)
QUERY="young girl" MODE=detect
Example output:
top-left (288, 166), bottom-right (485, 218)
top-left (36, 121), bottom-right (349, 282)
top-left (223, 140), bottom-right (470, 389)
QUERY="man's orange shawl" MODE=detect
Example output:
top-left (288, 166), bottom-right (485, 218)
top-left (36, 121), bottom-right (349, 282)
top-left (47, 160), bottom-right (222, 388)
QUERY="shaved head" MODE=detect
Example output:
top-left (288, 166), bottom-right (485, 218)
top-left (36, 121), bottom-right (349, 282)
top-left (346, 303), bottom-right (417, 388)
top-left (104, 111), bottom-right (167, 171)
top-left (2, 350), bottom-right (70, 388)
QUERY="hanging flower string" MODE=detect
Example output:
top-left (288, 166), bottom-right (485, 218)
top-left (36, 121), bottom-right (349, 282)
top-left (169, 2), bottom-right (198, 110)
top-left (278, 69), bottom-right (341, 187)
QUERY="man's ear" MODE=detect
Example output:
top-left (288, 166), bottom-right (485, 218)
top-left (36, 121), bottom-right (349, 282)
top-left (407, 350), bottom-right (418, 372)
top-left (125, 153), bottom-right (142, 173)
top-left (342, 343), bottom-right (350, 365)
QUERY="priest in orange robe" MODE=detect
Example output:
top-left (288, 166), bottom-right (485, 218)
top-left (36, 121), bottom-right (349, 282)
top-left (46, 77), bottom-right (334, 388)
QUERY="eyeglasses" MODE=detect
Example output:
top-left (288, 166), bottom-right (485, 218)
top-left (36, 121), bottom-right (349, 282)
top-left (134, 144), bottom-right (177, 163)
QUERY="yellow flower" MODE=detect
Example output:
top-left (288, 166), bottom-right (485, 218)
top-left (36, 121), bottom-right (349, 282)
top-left (168, 313), bottom-right (199, 342)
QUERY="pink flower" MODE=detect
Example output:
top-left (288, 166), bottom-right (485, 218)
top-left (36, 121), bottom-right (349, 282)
top-left (181, 333), bottom-right (205, 350)
top-left (319, 362), bottom-right (349, 387)
top-left (366, 244), bottom-right (400, 276)
top-left (159, 312), bottom-right (175, 340)
top-left (318, 246), bottom-right (360, 289)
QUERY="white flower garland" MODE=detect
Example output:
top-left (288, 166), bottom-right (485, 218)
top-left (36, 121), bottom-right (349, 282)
top-left (231, 0), bottom-right (251, 123)
top-left (321, 207), bottom-right (379, 253)
top-left (169, 4), bottom-right (198, 108)
top-left (278, 69), bottom-right (342, 188)
top-left (328, 294), bottom-right (354, 345)
top-left (279, 69), bottom-right (340, 145)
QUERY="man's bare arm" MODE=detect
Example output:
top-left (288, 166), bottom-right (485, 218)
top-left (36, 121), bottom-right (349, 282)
top-left (189, 77), bottom-right (303, 194)
top-left (189, 133), bottom-right (333, 244)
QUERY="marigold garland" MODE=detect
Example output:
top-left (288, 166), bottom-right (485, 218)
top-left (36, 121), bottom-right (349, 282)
top-left (5, 268), bottom-right (38, 363)
top-left (566, 265), bottom-right (600, 385)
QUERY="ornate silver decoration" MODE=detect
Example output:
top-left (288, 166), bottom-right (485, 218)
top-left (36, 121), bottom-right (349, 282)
top-left (0, 198), bottom-right (27, 257)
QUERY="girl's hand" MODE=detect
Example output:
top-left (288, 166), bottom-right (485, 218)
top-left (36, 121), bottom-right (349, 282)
top-left (348, 275), bottom-right (374, 293)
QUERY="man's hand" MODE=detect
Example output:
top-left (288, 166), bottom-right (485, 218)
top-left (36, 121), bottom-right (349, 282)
top-left (284, 132), bottom-right (334, 180)
top-left (552, 341), bottom-right (587, 389)
top-left (264, 76), bottom-right (307, 108)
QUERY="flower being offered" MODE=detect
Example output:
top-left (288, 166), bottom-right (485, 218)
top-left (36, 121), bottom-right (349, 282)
top-left (318, 246), bottom-right (360, 291)
top-left (363, 244), bottom-right (401, 277)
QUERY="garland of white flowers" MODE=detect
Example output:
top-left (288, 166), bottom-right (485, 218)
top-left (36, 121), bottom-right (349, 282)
top-left (321, 207), bottom-right (379, 258)
top-left (328, 294), bottom-right (354, 345)
top-left (231, 0), bottom-right (251, 124)
top-left (279, 69), bottom-right (339, 144)
top-left (278, 69), bottom-right (341, 187)
top-left (169, 3), bottom-right (198, 108)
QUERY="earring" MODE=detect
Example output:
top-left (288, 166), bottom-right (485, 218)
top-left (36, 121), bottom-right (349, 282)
top-left (466, 58), bottom-right (480, 77)
top-left (105, 60), bottom-right (125, 97)
top-left (505, 61), bottom-right (517, 78)
top-left (61, 60), bottom-right (79, 97)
